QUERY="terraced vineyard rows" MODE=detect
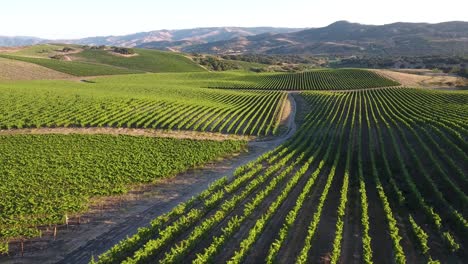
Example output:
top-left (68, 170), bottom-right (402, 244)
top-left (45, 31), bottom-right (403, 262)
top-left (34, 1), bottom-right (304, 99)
top-left (93, 88), bottom-right (467, 263)
top-left (0, 79), bottom-right (286, 136)
top-left (209, 69), bottom-right (399, 90)
top-left (0, 135), bottom-right (246, 253)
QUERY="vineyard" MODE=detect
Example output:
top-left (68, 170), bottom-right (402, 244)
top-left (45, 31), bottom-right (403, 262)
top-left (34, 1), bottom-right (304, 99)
top-left (0, 73), bottom-right (287, 136)
top-left (0, 134), bottom-right (245, 253)
top-left (209, 69), bottom-right (400, 90)
top-left (92, 87), bottom-right (467, 263)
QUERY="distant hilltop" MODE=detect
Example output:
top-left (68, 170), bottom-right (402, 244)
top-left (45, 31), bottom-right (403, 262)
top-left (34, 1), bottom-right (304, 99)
top-left (2, 21), bottom-right (468, 56)
top-left (0, 27), bottom-right (302, 48)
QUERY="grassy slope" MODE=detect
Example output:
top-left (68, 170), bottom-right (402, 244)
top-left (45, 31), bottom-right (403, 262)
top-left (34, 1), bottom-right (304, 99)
top-left (11, 44), bottom-right (69, 58)
top-left (0, 54), bottom-right (141, 76)
top-left (1, 45), bottom-right (205, 76)
top-left (224, 59), bottom-right (269, 70)
top-left (0, 57), bottom-right (71, 80)
top-left (72, 49), bottom-right (205, 73)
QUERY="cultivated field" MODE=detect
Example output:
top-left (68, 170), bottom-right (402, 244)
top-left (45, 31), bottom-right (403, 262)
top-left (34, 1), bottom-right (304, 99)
top-left (0, 73), bottom-right (287, 136)
top-left (209, 69), bottom-right (399, 90)
top-left (0, 57), bottom-right (71, 81)
top-left (0, 134), bottom-right (245, 253)
top-left (0, 46), bottom-right (466, 263)
top-left (93, 88), bottom-right (467, 264)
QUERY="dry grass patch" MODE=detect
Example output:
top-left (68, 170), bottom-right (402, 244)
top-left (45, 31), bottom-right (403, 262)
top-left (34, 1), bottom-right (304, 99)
top-left (373, 69), bottom-right (468, 89)
top-left (0, 127), bottom-right (254, 141)
top-left (0, 57), bottom-right (72, 81)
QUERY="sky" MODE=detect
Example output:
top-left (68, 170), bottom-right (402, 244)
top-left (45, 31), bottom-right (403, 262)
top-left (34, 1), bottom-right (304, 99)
top-left (2, 0), bottom-right (467, 39)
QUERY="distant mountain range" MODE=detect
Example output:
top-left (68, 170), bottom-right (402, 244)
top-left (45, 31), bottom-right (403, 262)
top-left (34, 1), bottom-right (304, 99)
top-left (0, 27), bottom-right (302, 48)
top-left (74, 27), bottom-right (303, 48)
top-left (182, 21), bottom-right (468, 56)
top-left (0, 36), bottom-right (45, 47)
top-left (2, 21), bottom-right (467, 56)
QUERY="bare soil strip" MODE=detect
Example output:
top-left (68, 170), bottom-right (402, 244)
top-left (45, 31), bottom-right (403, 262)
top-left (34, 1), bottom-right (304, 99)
top-left (0, 127), bottom-right (253, 142)
top-left (0, 95), bottom-right (297, 264)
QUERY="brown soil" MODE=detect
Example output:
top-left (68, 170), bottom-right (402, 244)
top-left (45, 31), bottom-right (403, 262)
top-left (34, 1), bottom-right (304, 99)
top-left (341, 138), bottom-right (362, 263)
top-left (279, 93), bottom-right (292, 125)
top-left (243, 146), bottom-right (326, 263)
top-left (373, 69), bottom-right (468, 89)
top-left (361, 101), bottom-right (395, 264)
top-left (0, 127), bottom-right (252, 142)
top-left (210, 156), bottom-right (305, 263)
top-left (308, 146), bottom-right (348, 263)
top-left (276, 161), bottom-right (333, 263)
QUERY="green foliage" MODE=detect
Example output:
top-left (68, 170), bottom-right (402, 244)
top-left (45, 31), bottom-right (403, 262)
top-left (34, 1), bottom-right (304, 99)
top-left (94, 87), bottom-right (467, 263)
top-left (209, 69), bottom-right (400, 90)
top-left (0, 134), bottom-right (245, 244)
top-left (0, 241), bottom-right (8, 255)
top-left (2, 44), bottom-right (204, 75)
top-left (408, 215), bottom-right (430, 255)
top-left (442, 232), bottom-right (460, 252)
top-left (11, 44), bottom-right (69, 58)
top-left (112, 47), bottom-right (135, 55)
top-left (192, 56), bottom-right (241, 71)
top-left (73, 48), bottom-right (204, 73)
top-left (0, 54), bottom-right (139, 76)
top-left (0, 73), bottom-right (286, 136)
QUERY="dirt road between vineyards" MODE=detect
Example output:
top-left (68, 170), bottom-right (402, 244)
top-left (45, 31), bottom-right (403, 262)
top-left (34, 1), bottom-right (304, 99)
top-left (0, 93), bottom-right (297, 264)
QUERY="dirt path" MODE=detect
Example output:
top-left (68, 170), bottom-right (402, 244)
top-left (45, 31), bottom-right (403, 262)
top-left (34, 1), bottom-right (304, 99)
top-left (0, 127), bottom-right (252, 142)
top-left (0, 94), bottom-right (297, 264)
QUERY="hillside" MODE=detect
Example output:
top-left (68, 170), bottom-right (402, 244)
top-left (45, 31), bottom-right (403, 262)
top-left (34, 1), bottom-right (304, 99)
top-left (0, 27), bottom-right (302, 48)
top-left (183, 21), bottom-right (468, 56)
top-left (75, 27), bottom-right (303, 49)
top-left (3, 22), bottom-right (467, 57)
top-left (0, 57), bottom-right (72, 81)
top-left (0, 45), bottom-right (205, 76)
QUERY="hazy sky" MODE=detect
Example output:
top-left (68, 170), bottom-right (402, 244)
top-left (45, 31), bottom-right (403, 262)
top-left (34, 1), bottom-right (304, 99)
top-left (3, 0), bottom-right (467, 39)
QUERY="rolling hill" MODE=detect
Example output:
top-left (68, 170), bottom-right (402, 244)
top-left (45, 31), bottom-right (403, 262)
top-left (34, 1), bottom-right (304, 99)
top-left (0, 57), bottom-right (72, 81)
top-left (183, 21), bottom-right (468, 56)
top-left (0, 27), bottom-right (302, 48)
top-left (73, 27), bottom-right (303, 48)
top-left (0, 45), bottom-right (205, 76)
top-left (3, 22), bottom-right (467, 57)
